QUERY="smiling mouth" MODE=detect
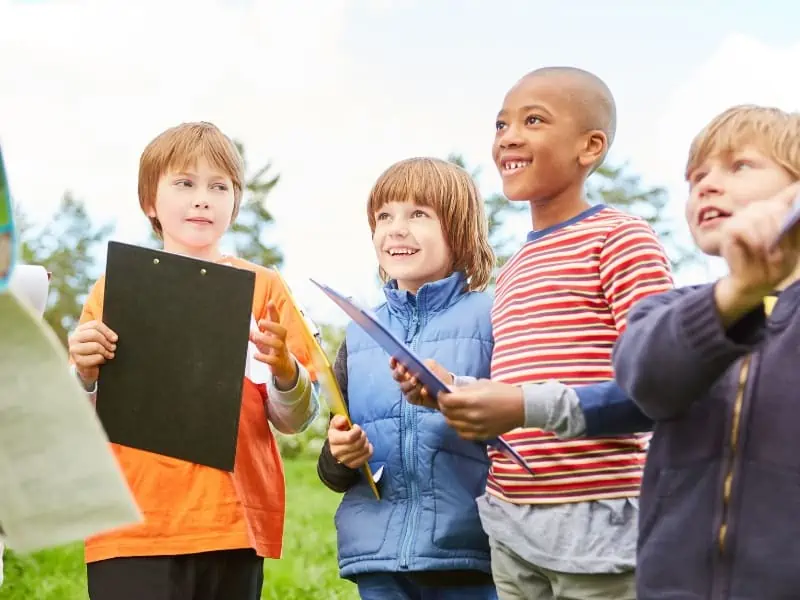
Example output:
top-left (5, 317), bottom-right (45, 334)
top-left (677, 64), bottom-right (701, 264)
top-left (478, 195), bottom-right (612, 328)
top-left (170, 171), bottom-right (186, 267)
top-left (500, 159), bottom-right (532, 174)
top-left (387, 248), bottom-right (419, 257)
top-left (186, 218), bottom-right (213, 225)
top-left (697, 207), bottom-right (731, 226)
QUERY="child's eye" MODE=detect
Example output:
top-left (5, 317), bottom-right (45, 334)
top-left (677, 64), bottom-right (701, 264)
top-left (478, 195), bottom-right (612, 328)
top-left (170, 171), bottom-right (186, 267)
top-left (732, 160), bottom-right (753, 172)
top-left (212, 183), bottom-right (229, 191)
top-left (689, 171), bottom-right (707, 186)
top-left (411, 210), bottom-right (428, 218)
top-left (376, 212), bottom-right (390, 221)
top-left (175, 180), bottom-right (193, 188)
top-left (495, 120), bottom-right (506, 132)
top-left (525, 115), bottom-right (543, 126)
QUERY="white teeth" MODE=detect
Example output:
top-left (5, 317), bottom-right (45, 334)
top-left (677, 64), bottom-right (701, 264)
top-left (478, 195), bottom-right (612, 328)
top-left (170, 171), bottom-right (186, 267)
top-left (388, 248), bottom-right (418, 256)
top-left (701, 208), bottom-right (725, 222)
top-left (504, 160), bottom-right (531, 172)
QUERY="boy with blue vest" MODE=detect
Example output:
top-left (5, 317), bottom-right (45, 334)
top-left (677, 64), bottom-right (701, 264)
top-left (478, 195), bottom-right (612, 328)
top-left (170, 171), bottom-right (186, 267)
top-left (316, 157), bottom-right (498, 599)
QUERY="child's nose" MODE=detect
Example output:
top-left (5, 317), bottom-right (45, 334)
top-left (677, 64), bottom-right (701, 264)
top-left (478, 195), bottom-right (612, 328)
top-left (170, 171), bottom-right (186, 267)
top-left (193, 195), bottom-right (210, 209)
top-left (388, 220), bottom-right (409, 236)
top-left (498, 124), bottom-right (524, 148)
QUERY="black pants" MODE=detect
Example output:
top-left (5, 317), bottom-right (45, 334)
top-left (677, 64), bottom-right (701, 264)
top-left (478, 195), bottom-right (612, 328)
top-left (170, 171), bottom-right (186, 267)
top-left (86, 549), bottom-right (264, 600)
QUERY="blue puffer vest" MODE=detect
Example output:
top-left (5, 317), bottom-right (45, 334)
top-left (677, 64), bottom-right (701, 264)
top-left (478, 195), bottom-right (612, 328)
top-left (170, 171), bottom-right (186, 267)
top-left (335, 271), bottom-right (494, 579)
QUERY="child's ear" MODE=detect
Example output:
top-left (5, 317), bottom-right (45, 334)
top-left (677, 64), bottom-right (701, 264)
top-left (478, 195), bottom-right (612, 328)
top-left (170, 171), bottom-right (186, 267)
top-left (578, 131), bottom-right (607, 169)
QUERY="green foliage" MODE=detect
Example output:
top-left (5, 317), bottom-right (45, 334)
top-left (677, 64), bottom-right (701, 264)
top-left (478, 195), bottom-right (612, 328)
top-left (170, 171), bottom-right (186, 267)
top-left (17, 193), bottom-right (113, 345)
top-left (0, 460), bottom-right (358, 600)
top-left (228, 140), bottom-right (283, 269)
top-left (587, 163), bottom-right (699, 272)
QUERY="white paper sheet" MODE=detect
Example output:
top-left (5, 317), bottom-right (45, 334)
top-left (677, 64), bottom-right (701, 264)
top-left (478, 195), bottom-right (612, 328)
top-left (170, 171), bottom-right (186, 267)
top-left (0, 290), bottom-right (141, 553)
top-left (8, 265), bottom-right (48, 316)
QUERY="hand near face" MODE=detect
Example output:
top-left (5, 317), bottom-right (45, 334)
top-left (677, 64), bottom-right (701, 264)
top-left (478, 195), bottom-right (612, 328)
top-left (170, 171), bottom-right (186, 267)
top-left (715, 183), bottom-right (800, 325)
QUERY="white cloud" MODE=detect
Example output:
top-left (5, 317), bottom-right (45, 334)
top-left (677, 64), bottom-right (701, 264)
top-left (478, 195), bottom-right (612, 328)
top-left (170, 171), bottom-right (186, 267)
top-left (7, 7), bottom-right (795, 328)
top-left (0, 0), bottom-right (423, 325)
top-left (628, 33), bottom-right (800, 284)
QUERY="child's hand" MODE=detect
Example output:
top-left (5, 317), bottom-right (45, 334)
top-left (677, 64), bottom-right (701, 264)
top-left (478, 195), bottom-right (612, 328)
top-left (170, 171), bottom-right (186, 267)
top-left (68, 320), bottom-right (118, 389)
top-left (390, 357), bottom-right (451, 410)
top-left (716, 183), bottom-right (800, 325)
top-left (250, 302), bottom-right (298, 388)
top-left (328, 414), bottom-right (373, 469)
top-left (438, 380), bottom-right (525, 440)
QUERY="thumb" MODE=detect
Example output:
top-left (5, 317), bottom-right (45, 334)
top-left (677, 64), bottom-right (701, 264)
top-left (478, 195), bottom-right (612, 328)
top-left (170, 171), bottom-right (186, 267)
top-left (330, 414), bottom-right (351, 430)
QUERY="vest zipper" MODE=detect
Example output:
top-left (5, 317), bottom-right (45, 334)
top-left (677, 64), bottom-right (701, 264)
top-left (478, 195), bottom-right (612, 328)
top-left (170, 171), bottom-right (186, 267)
top-left (398, 308), bottom-right (421, 569)
top-left (717, 355), bottom-right (751, 555)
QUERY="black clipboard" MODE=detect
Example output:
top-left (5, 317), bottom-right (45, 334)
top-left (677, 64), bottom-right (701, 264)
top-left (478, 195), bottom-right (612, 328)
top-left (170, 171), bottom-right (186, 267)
top-left (96, 242), bottom-right (255, 471)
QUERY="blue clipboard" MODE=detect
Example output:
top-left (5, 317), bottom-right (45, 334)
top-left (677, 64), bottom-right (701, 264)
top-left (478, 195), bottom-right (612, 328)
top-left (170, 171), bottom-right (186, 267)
top-left (311, 278), bottom-right (535, 477)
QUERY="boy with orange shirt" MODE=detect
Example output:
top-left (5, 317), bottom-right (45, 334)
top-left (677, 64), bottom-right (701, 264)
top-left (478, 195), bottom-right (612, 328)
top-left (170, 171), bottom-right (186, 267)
top-left (67, 121), bottom-right (319, 600)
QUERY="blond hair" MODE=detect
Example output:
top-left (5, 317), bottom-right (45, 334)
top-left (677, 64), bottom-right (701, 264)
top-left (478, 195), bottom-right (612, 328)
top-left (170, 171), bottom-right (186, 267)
top-left (138, 122), bottom-right (245, 237)
top-left (367, 157), bottom-right (495, 292)
top-left (686, 105), bottom-right (800, 181)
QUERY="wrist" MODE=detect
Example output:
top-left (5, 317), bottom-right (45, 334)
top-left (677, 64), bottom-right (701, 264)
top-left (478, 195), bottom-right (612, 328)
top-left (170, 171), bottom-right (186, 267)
top-left (274, 358), bottom-right (299, 391)
top-left (502, 386), bottom-right (526, 432)
top-left (714, 276), bottom-right (766, 328)
top-left (76, 370), bottom-right (97, 392)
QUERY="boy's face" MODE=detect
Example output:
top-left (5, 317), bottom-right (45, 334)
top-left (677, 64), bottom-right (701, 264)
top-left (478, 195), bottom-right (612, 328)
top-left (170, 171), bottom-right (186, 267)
top-left (148, 157), bottom-right (235, 256)
top-left (492, 74), bottom-right (597, 203)
top-left (372, 199), bottom-right (452, 293)
top-left (687, 145), bottom-right (795, 255)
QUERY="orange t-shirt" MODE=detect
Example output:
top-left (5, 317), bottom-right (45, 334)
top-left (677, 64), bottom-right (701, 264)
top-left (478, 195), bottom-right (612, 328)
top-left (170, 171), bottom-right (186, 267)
top-left (81, 257), bottom-right (315, 563)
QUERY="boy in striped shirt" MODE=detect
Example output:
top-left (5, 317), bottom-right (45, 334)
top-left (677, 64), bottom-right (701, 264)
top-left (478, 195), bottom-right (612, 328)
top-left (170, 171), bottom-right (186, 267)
top-left (397, 67), bottom-right (672, 599)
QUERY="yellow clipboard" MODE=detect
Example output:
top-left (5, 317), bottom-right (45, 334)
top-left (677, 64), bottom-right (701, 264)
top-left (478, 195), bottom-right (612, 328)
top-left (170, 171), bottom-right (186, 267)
top-left (273, 271), bottom-right (381, 500)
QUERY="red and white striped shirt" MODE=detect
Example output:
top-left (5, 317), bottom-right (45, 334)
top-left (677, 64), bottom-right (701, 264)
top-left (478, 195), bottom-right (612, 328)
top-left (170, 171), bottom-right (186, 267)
top-left (488, 205), bottom-right (673, 504)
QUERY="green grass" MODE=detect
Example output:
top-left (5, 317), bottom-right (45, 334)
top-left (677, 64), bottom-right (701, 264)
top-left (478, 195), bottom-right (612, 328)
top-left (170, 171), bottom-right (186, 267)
top-left (0, 458), bottom-right (358, 600)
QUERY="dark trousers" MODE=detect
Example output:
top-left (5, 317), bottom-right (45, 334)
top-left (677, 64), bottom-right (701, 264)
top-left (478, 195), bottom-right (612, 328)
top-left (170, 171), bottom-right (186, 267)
top-left (87, 548), bottom-right (264, 600)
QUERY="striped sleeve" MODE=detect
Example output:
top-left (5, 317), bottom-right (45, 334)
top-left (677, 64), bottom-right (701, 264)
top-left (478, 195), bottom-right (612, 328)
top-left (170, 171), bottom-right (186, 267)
top-left (598, 219), bottom-right (673, 332)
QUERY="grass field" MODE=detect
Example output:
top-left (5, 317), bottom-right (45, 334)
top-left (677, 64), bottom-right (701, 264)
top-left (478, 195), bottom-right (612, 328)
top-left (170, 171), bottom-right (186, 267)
top-left (0, 458), bottom-right (359, 600)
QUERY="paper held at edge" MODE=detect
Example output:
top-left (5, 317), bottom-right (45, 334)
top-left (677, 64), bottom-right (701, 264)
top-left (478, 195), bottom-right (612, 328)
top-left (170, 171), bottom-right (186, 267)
top-left (0, 265), bottom-right (141, 553)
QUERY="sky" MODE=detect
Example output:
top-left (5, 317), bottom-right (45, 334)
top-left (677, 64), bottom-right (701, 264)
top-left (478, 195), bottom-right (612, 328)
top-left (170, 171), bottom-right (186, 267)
top-left (2, 0), bottom-right (800, 325)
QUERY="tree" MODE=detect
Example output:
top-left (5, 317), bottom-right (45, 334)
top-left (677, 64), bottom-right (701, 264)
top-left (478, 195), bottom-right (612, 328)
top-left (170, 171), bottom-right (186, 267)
top-left (18, 193), bottom-right (113, 345)
top-left (228, 141), bottom-right (283, 268)
top-left (587, 163), bottom-right (699, 272)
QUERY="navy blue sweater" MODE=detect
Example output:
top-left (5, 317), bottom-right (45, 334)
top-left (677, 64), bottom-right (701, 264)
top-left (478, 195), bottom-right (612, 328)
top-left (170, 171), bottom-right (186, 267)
top-left (613, 282), bottom-right (799, 599)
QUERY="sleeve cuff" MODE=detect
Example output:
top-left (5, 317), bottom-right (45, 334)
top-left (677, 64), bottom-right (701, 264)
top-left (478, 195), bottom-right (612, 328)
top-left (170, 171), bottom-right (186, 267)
top-left (679, 284), bottom-right (766, 359)
top-left (268, 359), bottom-right (309, 405)
top-left (522, 380), bottom-right (586, 438)
top-left (70, 364), bottom-right (97, 394)
top-left (452, 374), bottom-right (477, 387)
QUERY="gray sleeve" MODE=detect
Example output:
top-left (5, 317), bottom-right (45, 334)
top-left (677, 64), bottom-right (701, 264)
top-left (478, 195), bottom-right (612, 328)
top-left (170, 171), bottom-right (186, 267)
top-left (454, 374), bottom-right (587, 438)
top-left (522, 381), bottom-right (586, 438)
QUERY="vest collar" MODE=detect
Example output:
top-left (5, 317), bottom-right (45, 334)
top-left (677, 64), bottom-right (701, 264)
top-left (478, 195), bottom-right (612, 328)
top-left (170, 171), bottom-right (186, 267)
top-left (383, 271), bottom-right (467, 318)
